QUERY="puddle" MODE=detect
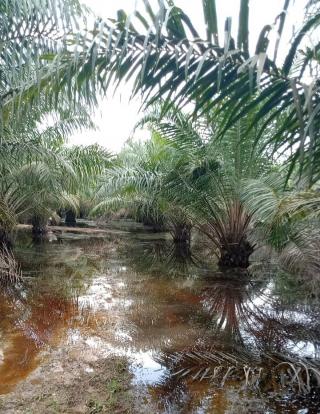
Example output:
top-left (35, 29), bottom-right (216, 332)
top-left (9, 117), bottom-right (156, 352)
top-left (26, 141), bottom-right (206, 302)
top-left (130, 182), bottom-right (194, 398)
top-left (0, 230), bottom-right (319, 412)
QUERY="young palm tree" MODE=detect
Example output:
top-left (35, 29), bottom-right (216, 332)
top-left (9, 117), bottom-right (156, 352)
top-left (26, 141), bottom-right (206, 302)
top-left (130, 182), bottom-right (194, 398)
top-left (19, 143), bottom-right (110, 238)
top-left (93, 136), bottom-right (192, 243)
top-left (142, 107), bottom-right (273, 267)
top-left (94, 106), bottom-right (273, 267)
top-left (0, 100), bottom-right (110, 242)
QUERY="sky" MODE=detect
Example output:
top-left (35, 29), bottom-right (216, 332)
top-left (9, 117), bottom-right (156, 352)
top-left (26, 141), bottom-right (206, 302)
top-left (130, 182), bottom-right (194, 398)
top-left (69, 0), bottom-right (306, 153)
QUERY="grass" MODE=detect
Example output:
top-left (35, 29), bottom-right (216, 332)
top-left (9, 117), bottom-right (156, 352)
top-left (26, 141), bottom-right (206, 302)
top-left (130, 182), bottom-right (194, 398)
top-left (0, 356), bottom-right (136, 414)
top-left (87, 400), bottom-right (104, 414)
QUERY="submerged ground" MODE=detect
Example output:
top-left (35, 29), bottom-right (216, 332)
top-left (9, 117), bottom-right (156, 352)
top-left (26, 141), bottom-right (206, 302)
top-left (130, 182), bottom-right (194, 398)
top-left (0, 222), bottom-right (319, 413)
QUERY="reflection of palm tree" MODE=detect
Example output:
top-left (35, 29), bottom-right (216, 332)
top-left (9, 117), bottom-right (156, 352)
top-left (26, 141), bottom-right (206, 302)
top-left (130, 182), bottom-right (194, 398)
top-left (119, 238), bottom-right (207, 277)
top-left (201, 276), bottom-right (258, 344)
top-left (200, 275), bottom-right (318, 354)
top-left (150, 275), bottom-right (320, 410)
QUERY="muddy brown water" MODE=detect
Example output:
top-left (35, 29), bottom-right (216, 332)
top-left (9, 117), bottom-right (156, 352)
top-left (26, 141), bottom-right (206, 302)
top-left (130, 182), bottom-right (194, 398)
top-left (0, 226), bottom-right (320, 413)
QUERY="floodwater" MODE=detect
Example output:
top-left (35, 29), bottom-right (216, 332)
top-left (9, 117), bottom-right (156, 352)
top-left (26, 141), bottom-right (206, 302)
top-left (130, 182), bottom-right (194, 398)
top-left (0, 225), bottom-right (320, 413)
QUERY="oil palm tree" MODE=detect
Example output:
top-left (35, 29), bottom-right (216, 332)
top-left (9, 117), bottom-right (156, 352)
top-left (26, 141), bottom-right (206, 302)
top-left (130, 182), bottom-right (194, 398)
top-left (3, 0), bottom-right (320, 186)
top-left (93, 135), bottom-right (192, 243)
top-left (141, 107), bottom-right (273, 267)
top-left (0, 104), bottom-right (88, 242)
top-left (58, 143), bottom-right (112, 226)
top-left (0, 101), bottom-right (110, 242)
top-left (18, 143), bottom-right (110, 238)
top-left (0, 0), bottom-right (98, 242)
top-left (94, 106), bottom-right (273, 267)
top-left (37, 0), bottom-right (320, 185)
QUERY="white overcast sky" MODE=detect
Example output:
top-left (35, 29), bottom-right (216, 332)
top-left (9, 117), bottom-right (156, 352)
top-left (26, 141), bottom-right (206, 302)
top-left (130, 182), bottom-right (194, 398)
top-left (69, 0), bottom-right (306, 153)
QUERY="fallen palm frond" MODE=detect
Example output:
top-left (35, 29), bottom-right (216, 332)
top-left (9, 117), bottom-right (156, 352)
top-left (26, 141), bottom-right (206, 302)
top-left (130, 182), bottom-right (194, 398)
top-left (157, 348), bottom-right (320, 395)
top-left (0, 245), bottom-right (22, 283)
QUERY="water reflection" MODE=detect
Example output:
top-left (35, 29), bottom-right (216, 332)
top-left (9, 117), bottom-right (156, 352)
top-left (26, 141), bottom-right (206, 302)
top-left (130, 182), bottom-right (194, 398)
top-left (116, 237), bottom-right (320, 412)
top-left (0, 232), bottom-right (318, 412)
top-left (0, 286), bottom-right (88, 393)
top-left (0, 236), bottom-right (111, 394)
top-left (118, 238), bottom-right (208, 278)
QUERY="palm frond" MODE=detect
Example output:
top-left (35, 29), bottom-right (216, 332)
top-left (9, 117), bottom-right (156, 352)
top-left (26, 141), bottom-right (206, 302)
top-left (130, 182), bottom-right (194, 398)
top-left (159, 348), bottom-right (320, 394)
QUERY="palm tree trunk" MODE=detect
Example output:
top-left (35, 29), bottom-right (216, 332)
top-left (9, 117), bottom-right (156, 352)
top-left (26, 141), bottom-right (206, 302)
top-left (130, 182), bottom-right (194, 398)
top-left (0, 229), bottom-right (12, 249)
top-left (140, 215), bottom-right (165, 232)
top-left (31, 215), bottom-right (48, 237)
top-left (172, 223), bottom-right (192, 245)
top-left (65, 210), bottom-right (77, 226)
top-left (218, 238), bottom-right (254, 268)
top-left (172, 239), bottom-right (192, 260)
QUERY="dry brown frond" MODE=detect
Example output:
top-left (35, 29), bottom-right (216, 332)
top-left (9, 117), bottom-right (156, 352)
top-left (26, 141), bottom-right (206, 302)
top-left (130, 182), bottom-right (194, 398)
top-left (0, 244), bottom-right (22, 283)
